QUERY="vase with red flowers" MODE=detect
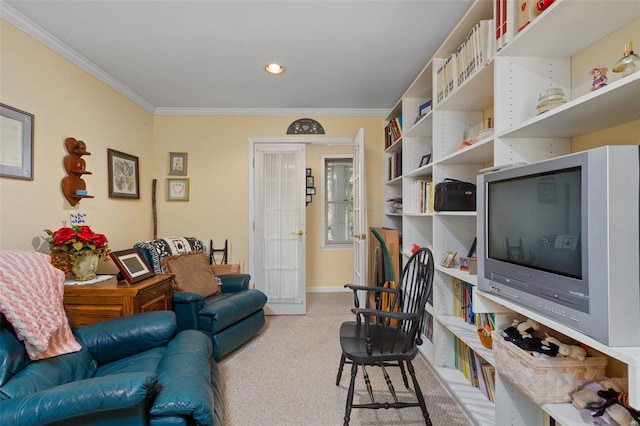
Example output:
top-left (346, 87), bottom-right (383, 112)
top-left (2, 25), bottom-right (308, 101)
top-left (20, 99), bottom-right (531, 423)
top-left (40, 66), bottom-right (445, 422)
top-left (44, 225), bottom-right (110, 281)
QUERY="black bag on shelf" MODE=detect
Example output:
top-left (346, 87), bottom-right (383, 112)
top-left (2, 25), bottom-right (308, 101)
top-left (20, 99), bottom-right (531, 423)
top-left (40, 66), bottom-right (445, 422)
top-left (433, 178), bottom-right (476, 212)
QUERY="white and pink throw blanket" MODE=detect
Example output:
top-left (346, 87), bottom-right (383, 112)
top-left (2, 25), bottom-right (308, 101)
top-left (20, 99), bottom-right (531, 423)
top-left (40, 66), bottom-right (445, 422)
top-left (0, 250), bottom-right (81, 360)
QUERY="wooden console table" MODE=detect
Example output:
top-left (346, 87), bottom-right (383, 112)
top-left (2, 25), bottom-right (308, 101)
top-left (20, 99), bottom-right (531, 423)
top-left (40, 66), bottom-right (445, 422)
top-left (64, 274), bottom-right (173, 326)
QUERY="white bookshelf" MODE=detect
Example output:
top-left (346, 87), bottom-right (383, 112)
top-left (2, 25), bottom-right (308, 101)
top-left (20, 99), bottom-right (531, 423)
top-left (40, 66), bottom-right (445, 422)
top-left (383, 0), bottom-right (640, 423)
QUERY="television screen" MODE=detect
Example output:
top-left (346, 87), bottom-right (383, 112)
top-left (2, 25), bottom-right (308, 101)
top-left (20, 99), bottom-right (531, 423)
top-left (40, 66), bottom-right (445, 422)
top-left (487, 166), bottom-right (582, 279)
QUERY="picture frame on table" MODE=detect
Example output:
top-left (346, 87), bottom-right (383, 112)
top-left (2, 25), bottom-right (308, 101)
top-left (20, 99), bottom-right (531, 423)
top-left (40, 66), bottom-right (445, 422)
top-left (440, 251), bottom-right (457, 268)
top-left (108, 149), bottom-right (140, 199)
top-left (168, 152), bottom-right (188, 175)
top-left (0, 103), bottom-right (34, 180)
top-left (109, 248), bottom-right (155, 284)
top-left (167, 178), bottom-right (190, 201)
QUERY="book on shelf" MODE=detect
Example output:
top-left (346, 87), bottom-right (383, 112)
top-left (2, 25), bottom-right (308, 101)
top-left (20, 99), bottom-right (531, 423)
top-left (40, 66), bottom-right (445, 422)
top-left (454, 337), bottom-right (495, 397)
top-left (387, 152), bottom-right (402, 181)
top-left (453, 278), bottom-right (474, 324)
top-left (415, 180), bottom-right (434, 213)
top-left (384, 115), bottom-right (403, 148)
top-left (436, 19), bottom-right (494, 105)
top-left (421, 311), bottom-right (434, 342)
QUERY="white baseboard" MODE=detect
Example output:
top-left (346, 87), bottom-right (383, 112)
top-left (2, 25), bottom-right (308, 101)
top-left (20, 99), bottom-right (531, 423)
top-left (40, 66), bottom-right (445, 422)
top-left (306, 286), bottom-right (350, 293)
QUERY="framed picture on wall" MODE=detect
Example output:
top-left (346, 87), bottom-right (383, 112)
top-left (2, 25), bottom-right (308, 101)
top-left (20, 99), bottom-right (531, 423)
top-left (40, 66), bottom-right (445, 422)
top-left (108, 149), bottom-right (140, 199)
top-left (166, 178), bottom-right (190, 201)
top-left (169, 152), bottom-right (188, 175)
top-left (0, 103), bottom-right (34, 180)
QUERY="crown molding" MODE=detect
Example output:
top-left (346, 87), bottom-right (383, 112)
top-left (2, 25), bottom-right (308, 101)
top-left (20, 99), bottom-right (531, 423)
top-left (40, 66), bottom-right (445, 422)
top-left (1, 2), bottom-right (156, 113)
top-left (2, 3), bottom-right (388, 118)
top-left (153, 107), bottom-right (388, 116)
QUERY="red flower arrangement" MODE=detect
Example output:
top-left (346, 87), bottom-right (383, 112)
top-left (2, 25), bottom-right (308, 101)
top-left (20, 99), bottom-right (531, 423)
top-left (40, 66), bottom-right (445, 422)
top-left (44, 225), bottom-right (110, 276)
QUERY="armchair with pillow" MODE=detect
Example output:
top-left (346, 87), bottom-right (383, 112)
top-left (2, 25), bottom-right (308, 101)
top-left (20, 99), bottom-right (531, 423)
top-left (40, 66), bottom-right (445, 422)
top-left (134, 237), bottom-right (267, 359)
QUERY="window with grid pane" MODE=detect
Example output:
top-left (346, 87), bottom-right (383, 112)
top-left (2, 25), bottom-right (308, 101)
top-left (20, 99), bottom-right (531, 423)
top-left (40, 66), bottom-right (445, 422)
top-left (324, 157), bottom-right (353, 246)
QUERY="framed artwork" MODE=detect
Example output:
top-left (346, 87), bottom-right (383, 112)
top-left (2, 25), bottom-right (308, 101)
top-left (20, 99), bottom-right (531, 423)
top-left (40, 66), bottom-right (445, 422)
top-left (306, 168), bottom-right (312, 176)
top-left (306, 176), bottom-right (314, 187)
top-left (419, 154), bottom-right (431, 167)
top-left (306, 187), bottom-right (316, 195)
top-left (306, 194), bottom-right (312, 203)
top-left (169, 152), bottom-right (188, 175)
top-left (109, 248), bottom-right (155, 284)
top-left (167, 178), bottom-right (190, 201)
top-left (0, 103), bottom-right (34, 180)
top-left (440, 251), bottom-right (457, 268)
top-left (108, 149), bottom-right (140, 199)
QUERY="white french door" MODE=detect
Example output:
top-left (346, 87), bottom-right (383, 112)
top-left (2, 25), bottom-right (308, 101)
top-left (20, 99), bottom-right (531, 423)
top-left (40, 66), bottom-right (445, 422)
top-left (253, 144), bottom-right (306, 315)
top-left (352, 129), bottom-right (368, 293)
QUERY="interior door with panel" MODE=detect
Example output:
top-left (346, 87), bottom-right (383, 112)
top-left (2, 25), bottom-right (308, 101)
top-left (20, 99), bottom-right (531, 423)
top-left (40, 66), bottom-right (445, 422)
top-left (253, 143), bottom-right (306, 315)
top-left (352, 128), bottom-right (367, 294)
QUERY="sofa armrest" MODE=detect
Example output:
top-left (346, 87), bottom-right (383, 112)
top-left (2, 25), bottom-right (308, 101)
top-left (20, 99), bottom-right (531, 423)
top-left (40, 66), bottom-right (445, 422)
top-left (0, 372), bottom-right (158, 425)
top-left (218, 273), bottom-right (251, 293)
top-left (151, 330), bottom-right (215, 425)
top-left (172, 291), bottom-right (204, 332)
top-left (74, 311), bottom-right (177, 365)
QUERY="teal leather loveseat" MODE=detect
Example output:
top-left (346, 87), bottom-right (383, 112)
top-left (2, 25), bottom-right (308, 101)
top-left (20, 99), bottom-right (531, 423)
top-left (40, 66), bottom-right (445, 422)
top-left (0, 311), bottom-right (221, 425)
top-left (134, 237), bottom-right (267, 359)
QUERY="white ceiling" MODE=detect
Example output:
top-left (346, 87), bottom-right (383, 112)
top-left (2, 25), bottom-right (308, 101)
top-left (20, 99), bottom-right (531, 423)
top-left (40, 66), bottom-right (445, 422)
top-left (2, 0), bottom-right (474, 115)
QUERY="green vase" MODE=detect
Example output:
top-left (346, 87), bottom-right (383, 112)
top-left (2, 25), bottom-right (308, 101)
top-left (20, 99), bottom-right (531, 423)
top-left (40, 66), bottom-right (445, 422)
top-left (72, 252), bottom-right (99, 281)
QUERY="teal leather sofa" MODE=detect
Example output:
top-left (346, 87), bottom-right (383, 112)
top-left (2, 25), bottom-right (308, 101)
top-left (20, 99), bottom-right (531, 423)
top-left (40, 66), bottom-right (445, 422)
top-left (0, 311), bottom-right (221, 426)
top-left (134, 237), bottom-right (267, 359)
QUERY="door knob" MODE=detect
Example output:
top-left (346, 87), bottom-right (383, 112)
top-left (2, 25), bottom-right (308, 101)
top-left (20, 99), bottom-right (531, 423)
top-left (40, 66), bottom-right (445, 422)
top-left (291, 230), bottom-right (304, 236)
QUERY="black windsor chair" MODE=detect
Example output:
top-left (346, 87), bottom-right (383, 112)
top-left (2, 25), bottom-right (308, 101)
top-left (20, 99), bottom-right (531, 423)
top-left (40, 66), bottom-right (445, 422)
top-left (336, 247), bottom-right (435, 426)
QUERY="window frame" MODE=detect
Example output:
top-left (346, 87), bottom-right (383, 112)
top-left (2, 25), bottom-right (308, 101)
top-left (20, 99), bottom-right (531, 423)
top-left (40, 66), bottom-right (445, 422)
top-left (320, 154), bottom-right (354, 250)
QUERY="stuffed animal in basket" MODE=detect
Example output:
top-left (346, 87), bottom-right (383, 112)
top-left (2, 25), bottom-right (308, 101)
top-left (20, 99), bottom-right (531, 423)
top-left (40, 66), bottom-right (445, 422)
top-left (542, 334), bottom-right (587, 361)
top-left (501, 318), bottom-right (558, 357)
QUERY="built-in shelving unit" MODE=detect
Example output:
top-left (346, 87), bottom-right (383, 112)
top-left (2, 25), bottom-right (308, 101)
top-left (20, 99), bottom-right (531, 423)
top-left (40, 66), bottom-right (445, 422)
top-left (382, 1), bottom-right (640, 424)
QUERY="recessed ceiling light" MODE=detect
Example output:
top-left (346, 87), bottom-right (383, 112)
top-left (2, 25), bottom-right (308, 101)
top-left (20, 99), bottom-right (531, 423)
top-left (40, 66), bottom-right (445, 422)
top-left (265, 63), bottom-right (285, 74)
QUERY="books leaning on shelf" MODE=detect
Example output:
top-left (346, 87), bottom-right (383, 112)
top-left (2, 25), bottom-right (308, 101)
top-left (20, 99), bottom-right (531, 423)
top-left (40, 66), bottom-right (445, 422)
top-left (387, 152), bottom-right (402, 181)
top-left (453, 278), bottom-right (474, 324)
top-left (436, 19), bottom-right (494, 104)
top-left (421, 311), bottom-right (434, 342)
top-left (454, 337), bottom-right (495, 403)
top-left (415, 180), bottom-right (434, 213)
top-left (385, 115), bottom-right (402, 148)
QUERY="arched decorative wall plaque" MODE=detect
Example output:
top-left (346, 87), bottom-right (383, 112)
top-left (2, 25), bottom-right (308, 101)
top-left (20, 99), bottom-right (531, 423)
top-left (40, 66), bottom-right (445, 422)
top-left (286, 118), bottom-right (325, 134)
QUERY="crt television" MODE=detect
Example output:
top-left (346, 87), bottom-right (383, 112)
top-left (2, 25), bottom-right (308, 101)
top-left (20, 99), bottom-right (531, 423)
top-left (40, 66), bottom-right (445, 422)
top-left (477, 145), bottom-right (640, 347)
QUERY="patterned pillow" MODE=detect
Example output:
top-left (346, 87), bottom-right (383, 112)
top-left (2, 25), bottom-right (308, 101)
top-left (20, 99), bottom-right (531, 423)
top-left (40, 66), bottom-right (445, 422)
top-left (134, 237), bottom-right (205, 273)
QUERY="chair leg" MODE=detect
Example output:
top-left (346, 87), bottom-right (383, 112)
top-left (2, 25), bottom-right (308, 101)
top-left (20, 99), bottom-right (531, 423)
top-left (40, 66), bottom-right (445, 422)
top-left (381, 365), bottom-right (399, 403)
top-left (398, 360), bottom-right (410, 388)
top-left (406, 360), bottom-right (432, 426)
top-left (362, 365), bottom-right (375, 403)
top-left (344, 362), bottom-right (358, 426)
top-left (336, 353), bottom-right (346, 385)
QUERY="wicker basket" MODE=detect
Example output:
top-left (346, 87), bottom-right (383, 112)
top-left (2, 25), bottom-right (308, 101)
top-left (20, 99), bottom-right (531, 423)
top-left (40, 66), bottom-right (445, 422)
top-left (492, 330), bottom-right (607, 404)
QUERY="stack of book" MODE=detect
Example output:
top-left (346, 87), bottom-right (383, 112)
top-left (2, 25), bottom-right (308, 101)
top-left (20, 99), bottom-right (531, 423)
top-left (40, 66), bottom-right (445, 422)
top-left (436, 19), bottom-right (494, 104)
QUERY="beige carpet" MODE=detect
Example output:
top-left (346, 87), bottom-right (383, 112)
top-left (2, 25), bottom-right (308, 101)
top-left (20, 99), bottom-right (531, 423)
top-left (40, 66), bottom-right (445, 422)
top-left (218, 292), bottom-right (471, 426)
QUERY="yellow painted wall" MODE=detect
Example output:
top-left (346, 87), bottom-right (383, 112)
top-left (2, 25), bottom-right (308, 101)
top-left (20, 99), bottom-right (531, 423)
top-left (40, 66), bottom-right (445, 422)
top-left (0, 20), bottom-right (154, 275)
top-left (571, 17), bottom-right (640, 151)
top-left (152, 116), bottom-right (384, 290)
